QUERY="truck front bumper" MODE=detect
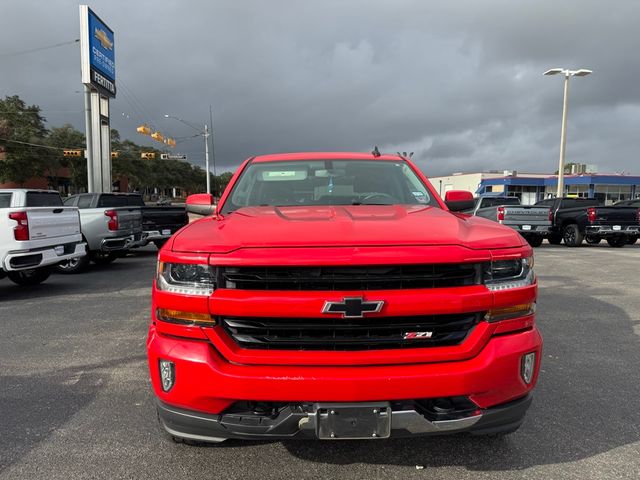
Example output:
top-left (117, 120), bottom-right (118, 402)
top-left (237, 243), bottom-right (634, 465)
top-left (3, 242), bottom-right (86, 271)
top-left (157, 394), bottom-right (532, 442)
top-left (148, 324), bottom-right (542, 441)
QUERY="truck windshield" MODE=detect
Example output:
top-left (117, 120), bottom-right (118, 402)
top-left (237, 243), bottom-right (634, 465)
top-left (221, 159), bottom-right (438, 214)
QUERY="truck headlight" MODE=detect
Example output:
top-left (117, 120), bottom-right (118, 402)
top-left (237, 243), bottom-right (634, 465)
top-left (484, 257), bottom-right (534, 291)
top-left (156, 262), bottom-right (216, 296)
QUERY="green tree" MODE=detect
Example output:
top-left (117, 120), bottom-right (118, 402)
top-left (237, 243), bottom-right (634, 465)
top-left (44, 124), bottom-right (86, 191)
top-left (212, 171), bottom-right (234, 197)
top-left (0, 95), bottom-right (49, 185)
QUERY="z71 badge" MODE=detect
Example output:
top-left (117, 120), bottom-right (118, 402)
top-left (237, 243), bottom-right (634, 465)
top-left (403, 331), bottom-right (433, 339)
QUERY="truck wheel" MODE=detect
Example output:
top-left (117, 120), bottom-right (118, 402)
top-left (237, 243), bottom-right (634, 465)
top-left (153, 239), bottom-right (167, 250)
top-left (55, 255), bottom-right (90, 274)
top-left (90, 251), bottom-right (118, 265)
top-left (606, 235), bottom-right (627, 248)
top-left (524, 235), bottom-right (543, 247)
top-left (585, 235), bottom-right (602, 245)
top-left (7, 267), bottom-right (51, 286)
top-left (562, 224), bottom-right (584, 247)
top-left (627, 235), bottom-right (638, 245)
top-left (547, 234), bottom-right (563, 245)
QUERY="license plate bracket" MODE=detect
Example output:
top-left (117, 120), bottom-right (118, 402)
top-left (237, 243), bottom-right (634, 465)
top-left (162, 229), bottom-right (171, 235)
top-left (613, 225), bottom-right (621, 231)
top-left (522, 225), bottom-right (532, 231)
top-left (316, 403), bottom-right (391, 440)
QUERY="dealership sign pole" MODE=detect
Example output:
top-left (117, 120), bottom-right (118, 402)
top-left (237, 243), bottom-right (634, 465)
top-left (79, 5), bottom-right (116, 193)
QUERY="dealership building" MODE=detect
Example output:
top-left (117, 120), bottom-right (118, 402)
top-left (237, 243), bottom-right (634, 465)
top-left (429, 170), bottom-right (640, 205)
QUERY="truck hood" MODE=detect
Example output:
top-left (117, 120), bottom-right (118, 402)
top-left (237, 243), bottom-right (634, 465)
top-left (172, 205), bottom-right (525, 253)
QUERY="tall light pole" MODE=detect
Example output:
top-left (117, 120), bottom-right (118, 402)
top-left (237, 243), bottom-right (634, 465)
top-left (544, 68), bottom-right (592, 198)
top-left (164, 114), bottom-right (211, 194)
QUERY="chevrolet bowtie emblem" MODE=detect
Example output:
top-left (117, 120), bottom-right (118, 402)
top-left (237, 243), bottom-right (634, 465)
top-left (94, 28), bottom-right (113, 50)
top-left (322, 297), bottom-right (384, 318)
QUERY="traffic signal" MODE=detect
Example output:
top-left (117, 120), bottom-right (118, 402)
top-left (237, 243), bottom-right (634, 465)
top-left (63, 149), bottom-right (83, 157)
top-left (136, 125), bottom-right (151, 135)
top-left (165, 138), bottom-right (176, 147)
top-left (111, 151), bottom-right (119, 158)
top-left (141, 152), bottom-right (156, 159)
top-left (151, 131), bottom-right (164, 143)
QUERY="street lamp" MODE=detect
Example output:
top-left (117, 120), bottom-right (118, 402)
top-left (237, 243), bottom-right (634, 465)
top-left (544, 68), bottom-right (592, 198)
top-left (164, 114), bottom-right (211, 194)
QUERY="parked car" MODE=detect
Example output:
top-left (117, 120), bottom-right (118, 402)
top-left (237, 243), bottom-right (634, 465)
top-left (117, 194), bottom-right (188, 249)
top-left (535, 197), bottom-right (640, 247)
top-left (148, 152), bottom-right (542, 444)
top-left (0, 189), bottom-right (85, 285)
top-left (464, 196), bottom-right (551, 247)
top-left (57, 193), bottom-right (143, 273)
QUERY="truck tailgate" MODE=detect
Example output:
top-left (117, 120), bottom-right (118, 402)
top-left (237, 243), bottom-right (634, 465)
top-left (504, 207), bottom-right (550, 223)
top-left (115, 208), bottom-right (142, 232)
top-left (141, 206), bottom-right (187, 230)
top-left (26, 207), bottom-right (80, 240)
top-left (596, 206), bottom-right (639, 224)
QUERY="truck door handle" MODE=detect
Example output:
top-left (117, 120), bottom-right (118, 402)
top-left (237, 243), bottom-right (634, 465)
top-left (53, 208), bottom-right (63, 213)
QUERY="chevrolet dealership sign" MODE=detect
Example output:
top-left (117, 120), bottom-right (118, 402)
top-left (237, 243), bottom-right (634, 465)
top-left (80, 5), bottom-right (116, 96)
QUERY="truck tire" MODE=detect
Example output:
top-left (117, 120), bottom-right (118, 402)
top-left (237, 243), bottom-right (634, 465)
top-left (547, 234), bottom-right (563, 245)
top-left (55, 255), bottom-right (90, 274)
top-left (606, 235), bottom-right (627, 248)
top-left (585, 235), bottom-right (602, 245)
top-left (7, 267), bottom-right (51, 286)
top-left (562, 224), bottom-right (584, 247)
top-left (90, 251), bottom-right (118, 265)
top-left (524, 235), bottom-right (543, 247)
top-left (627, 235), bottom-right (638, 245)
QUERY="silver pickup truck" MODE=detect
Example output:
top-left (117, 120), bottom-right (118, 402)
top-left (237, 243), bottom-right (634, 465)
top-left (0, 189), bottom-right (85, 285)
top-left (465, 196), bottom-right (551, 247)
top-left (56, 193), bottom-right (143, 273)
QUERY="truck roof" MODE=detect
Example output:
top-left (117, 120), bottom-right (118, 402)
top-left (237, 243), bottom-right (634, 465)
top-left (251, 152), bottom-right (406, 163)
top-left (0, 189), bottom-right (59, 194)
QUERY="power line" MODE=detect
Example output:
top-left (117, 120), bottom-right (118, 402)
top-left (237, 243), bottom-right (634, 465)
top-left (0, 138), bottom-right (84, 151)
top-left (0, 39), bottom-right (79, 58)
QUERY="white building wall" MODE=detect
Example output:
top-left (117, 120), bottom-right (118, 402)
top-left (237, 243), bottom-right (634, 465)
top-left (427, 173), bottom-right (503, 196)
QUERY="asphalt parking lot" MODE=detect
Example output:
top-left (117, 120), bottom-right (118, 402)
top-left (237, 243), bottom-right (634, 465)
top-left (1, 244), bottom-right (639, 480)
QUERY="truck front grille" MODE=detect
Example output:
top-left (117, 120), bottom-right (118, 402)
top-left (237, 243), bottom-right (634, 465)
top-left (220, 313), bottom-right (482, 351)
top-left (220, 264), bottom-right (481, 291)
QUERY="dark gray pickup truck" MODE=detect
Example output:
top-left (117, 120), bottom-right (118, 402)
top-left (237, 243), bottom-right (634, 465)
top-left (535, 197), bottom-right (640, 247)
top-left (464, 196), bottom-right (551, 247)
top-left (122, 194), bottom-right (189, 249)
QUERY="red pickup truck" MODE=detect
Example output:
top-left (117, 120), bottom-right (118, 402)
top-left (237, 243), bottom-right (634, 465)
top-left (147, 152), bottom-right (541, 443)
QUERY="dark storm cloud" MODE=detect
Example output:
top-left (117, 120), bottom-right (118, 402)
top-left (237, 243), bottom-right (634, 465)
top-left (1, 0), bottom-right (639, 175)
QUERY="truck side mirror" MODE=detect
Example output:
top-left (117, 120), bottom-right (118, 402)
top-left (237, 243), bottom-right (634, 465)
top-left (186, 193), bottom-right (216, 216)
top-left (444, 190), bottom-right (475, 212)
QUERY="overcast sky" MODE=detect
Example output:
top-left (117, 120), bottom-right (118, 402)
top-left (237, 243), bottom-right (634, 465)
top-left (1, 0), bottom-right (639, 176)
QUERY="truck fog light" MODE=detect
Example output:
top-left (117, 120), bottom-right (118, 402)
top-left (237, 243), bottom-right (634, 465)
top-left (521, 352), bottom-right (536, 384)
top-left (159, 360), bottom-right (175, 392)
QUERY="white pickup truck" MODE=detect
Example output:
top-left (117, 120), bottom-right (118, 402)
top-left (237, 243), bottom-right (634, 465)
top-left (0, 189), bottom-right (85, 286)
